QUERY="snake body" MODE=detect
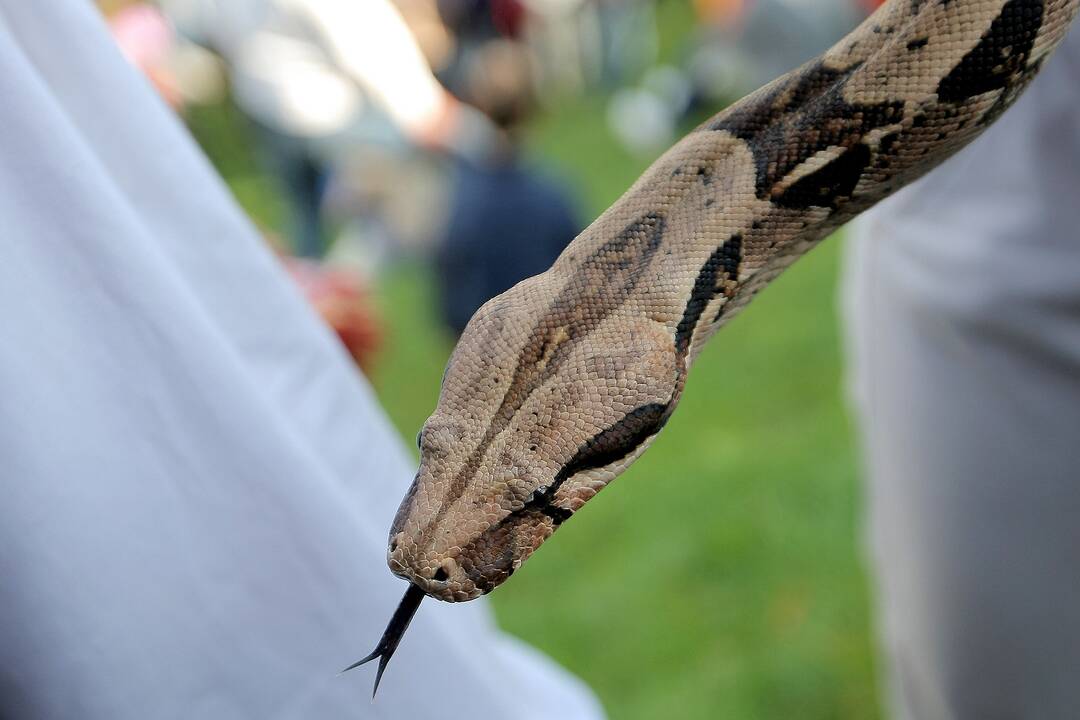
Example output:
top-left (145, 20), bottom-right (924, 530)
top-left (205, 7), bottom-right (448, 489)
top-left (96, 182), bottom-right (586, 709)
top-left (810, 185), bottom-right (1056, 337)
top-left (351, 0), bottom-right (1079, 691)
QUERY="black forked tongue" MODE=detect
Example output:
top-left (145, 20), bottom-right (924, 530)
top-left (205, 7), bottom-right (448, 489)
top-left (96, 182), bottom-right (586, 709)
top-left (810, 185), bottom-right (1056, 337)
top-left (342, 583), bottom-right (425, 698)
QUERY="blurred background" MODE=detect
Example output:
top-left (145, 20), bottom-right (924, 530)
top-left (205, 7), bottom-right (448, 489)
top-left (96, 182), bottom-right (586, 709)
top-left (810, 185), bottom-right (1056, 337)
top-left (99, 0), bottom-right (889, 717)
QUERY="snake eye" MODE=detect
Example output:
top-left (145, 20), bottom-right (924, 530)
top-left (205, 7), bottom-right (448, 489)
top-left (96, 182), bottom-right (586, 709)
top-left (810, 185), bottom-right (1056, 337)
top-left (415, 429), bottom-right (423, 450)
top-left (432, 567), bottom-right (449, 582)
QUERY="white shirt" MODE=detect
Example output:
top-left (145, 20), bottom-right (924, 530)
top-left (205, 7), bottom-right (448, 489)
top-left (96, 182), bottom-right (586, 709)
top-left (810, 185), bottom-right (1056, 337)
top-left (0, 2), bottom-right (602, 718)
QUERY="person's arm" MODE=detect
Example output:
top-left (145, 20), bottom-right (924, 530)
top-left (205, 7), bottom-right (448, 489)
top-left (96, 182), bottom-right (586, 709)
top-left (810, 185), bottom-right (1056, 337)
top-left (296, 0), bottom-right (455, 145)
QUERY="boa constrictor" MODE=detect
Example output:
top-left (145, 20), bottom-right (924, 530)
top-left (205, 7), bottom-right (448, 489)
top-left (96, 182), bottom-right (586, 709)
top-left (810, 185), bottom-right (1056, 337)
top-left (348, 0), bottom-right (1079, 694)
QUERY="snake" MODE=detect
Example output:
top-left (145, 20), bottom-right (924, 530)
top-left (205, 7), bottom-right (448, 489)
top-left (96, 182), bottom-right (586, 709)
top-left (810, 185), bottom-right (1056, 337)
top-left (346, 0), bottom-right (1080, 695)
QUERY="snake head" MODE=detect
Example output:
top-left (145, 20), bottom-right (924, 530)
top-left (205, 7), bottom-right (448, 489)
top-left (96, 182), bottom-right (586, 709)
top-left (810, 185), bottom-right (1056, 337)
top-left (387, 212), bottom-right (685, 601)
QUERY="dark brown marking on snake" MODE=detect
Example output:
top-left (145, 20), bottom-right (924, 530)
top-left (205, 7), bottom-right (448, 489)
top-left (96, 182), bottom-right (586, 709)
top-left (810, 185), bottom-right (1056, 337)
top-left (457, 401), bottom-right (671, 591)
top-left (879, 131), bottom-right (901, 155)
top-left (899, 0), bottom-right (924, 13)
top-left (937, 0), bottom-right (1044, 102)
top-left (554, 402), bottom-right (671, 484)
top-left (409, 212), bottom-right (668, 536)
top-left (711, 60), bottom-right (902, 200)
top-left (712, 235), bottom-right (746, 322)
top-left (519, 402), bottom-right (671, 522)
top-left (672, 163), bottom-right (715, 186)
top-left (975, 55), bottom-right (1043, 127)
top-left (675, 234), bottom-right (743, 356)
top-left (538, 504), bottom-right (574, 524)
top-left (710, 62), bottom-right (853, 146)
top-left (773, 143), bottom-right (872, 209)
top-left (907, 37), bottom-right (930, 50)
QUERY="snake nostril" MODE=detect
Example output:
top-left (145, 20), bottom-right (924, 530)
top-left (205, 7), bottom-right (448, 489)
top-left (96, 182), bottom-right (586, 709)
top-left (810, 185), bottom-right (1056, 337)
top-left (432, 567), bottom-right (449, 582)
top-left (389, 539), bottom-right (398, 553)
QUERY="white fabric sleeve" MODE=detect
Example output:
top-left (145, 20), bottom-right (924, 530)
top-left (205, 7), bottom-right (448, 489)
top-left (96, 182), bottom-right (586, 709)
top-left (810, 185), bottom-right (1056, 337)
top-left (0, 2), bottom-right (602, 718)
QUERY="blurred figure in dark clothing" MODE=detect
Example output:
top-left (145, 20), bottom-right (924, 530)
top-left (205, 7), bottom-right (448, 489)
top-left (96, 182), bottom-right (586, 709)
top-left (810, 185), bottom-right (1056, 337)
top-left (436, 153), bottom-right (580, 335)
top-left (437, 0), bottom-right (525, 39)
top-left (163, 0), bottom-right (467, 259)
top-left (435, 39), bottom-right (581, 336)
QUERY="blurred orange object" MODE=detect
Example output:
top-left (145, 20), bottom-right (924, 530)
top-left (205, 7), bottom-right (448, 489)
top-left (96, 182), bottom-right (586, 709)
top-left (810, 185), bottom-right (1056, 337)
top-left (106, 3), bottom-right (183, 109)
top-left (693, 0), bottom-right (747, 28)
top-left (282, 257), bottom-right (383, 374)
top-left (856, 0), bottom-right (889, 11)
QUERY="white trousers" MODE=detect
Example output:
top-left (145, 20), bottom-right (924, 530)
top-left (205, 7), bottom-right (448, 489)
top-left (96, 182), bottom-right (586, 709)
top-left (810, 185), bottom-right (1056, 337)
top-left (846, 22), bottom-right (1080, 720)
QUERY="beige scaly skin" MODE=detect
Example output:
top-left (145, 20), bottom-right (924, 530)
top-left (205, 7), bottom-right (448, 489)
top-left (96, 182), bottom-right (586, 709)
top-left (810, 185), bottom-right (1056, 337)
top-left (348, 0), bottom-right (1079, 693)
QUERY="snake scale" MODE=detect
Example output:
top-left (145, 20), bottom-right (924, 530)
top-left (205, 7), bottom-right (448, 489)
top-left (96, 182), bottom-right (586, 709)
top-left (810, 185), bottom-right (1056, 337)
top-left (348, 0), bottom-right (1080, 693)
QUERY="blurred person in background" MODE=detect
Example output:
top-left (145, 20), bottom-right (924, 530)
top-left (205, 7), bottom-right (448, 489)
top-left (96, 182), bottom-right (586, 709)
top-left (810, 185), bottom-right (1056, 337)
top-left (434, 0), bottom-right (527, 92)
top-left (433, 38), bottom-right (582, 336)
top-left (0, 1), bottom-right (605, 717)
top-left (103, 0), bottom-right (389, 371)
top-left (608, 0), bottom-right (864, 155)
top-left (844, 23), bottom-right (1080, 720)
top-left (690, 0), bottom-right (862, 93)
top-left (103, 0), bottom-right (184, 108)
top-left (590, 0), bottom-right (659, 89)
top-left (516, 0), bottom-right (595, 100)
top-left (103, 0), bottom-right (227, 112)
top-left (160, 0), bottom-right (479, 258)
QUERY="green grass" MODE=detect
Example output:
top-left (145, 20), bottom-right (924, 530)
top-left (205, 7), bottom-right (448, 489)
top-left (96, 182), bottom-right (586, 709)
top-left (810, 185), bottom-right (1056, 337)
top-left (186, 30), bottom-right (881, 719)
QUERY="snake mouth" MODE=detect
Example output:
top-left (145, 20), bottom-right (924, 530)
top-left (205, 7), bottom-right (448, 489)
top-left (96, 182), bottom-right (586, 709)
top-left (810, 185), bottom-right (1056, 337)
top-left (388, 534), bottom-right (487, 601)
top-left (341, 583), bottom-right (426, 698)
